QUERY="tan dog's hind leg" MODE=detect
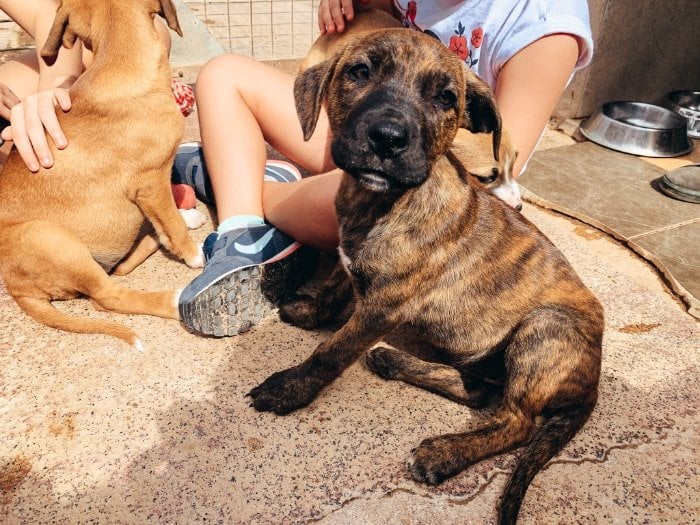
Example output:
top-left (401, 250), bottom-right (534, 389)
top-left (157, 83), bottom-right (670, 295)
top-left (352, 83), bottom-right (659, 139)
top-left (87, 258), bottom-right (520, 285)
top-left (112, 233), bottom-right (161, 276)
top-left (134, 174), bottom-right (204, 269)
top-left (1, 222), bottom-right (179, 347)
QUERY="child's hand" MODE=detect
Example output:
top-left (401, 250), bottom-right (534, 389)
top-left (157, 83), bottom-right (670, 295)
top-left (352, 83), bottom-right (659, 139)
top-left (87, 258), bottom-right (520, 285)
top-left (318, 0), bottom-right (355, 34)
top-left (0, 87), bottom-right (72, 172)
top-left (0, 83), bottom-right (20, 121)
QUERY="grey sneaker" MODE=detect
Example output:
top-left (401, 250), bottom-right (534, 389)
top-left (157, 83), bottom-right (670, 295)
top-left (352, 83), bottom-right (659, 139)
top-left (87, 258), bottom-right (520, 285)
top-left (171, 142), bottom-right (302, 205)
top-left (179, 224), bottom-right (316, 336)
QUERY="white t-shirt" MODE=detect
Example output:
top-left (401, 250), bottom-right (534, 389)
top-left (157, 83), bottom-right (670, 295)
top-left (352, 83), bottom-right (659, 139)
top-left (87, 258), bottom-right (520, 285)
top-left (391, 0), bottom-right (594, 90)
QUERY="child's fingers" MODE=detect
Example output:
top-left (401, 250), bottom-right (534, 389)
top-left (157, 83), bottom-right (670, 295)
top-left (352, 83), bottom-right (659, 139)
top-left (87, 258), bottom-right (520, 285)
top-left (0, 84), bottom-right (20, 121)
top-left (8, 104), bottom-right (41, 172)
top-left (25, 96), bottom-right (56, 169)
top-left (53, 88), bottom-right (72, 113)
top-left (328, 0), bottom-right (346, 32)
top-left (339, 0), bottom-right (355, 23)
top-left (317, 0), bottom-right (335, 33)
top-left (318, 0), bottom-right (355, 34)
top-left (39, 94), bottom-right (68, 151)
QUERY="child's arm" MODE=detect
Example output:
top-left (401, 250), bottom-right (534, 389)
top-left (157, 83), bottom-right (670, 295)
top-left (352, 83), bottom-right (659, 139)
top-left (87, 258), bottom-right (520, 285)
top-left (0, 0), bottom-right (81, 171)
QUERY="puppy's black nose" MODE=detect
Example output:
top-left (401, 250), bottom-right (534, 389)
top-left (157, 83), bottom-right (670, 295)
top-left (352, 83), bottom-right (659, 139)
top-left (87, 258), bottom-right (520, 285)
top-left (515, 203), bottom-right (523, 212)
top-left (368, 121), bottom-right (409, 158)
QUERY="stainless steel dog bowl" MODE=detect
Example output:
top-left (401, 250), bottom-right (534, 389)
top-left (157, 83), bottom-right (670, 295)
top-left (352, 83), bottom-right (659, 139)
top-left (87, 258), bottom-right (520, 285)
top-left (658, 163), bottom-right (700, 203)
top-left (665, 90), bottom-right (700, 139)
top-left (580, 101), bottom-right (693, 157)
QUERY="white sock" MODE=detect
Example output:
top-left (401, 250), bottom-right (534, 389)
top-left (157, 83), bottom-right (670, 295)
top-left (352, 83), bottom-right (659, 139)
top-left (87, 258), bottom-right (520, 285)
top-left (217, 214), bottom-right (265, 234)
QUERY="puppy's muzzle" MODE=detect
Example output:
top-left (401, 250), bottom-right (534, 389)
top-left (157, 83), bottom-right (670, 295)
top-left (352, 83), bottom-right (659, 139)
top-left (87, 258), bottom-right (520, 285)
top-left (331, 91), bottom-right (431, 192)
top-left (369, 119), bottom-right (409, 159)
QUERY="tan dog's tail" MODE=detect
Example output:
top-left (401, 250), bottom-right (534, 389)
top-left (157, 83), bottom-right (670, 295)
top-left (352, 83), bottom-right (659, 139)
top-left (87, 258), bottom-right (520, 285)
top-left (15, 296), bottom-right (141, 349)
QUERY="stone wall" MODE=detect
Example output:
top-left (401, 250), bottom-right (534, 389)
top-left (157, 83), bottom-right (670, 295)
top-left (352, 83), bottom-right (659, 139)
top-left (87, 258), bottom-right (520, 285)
top-left (555, 0), bottom-right (700, 120)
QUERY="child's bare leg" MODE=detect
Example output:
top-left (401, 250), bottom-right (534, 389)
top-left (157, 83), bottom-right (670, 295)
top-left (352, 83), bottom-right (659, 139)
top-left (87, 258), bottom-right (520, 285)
top-left (188, 53), bottom-right (341, 248)
top-left (262, 171), bottom-right (341, 251)
top-left (194, 54), bottom-right (334, 222)
top-left (177, 54), bottom-right (341, 336)
top-left (0, 52), bottom-right (41, 101)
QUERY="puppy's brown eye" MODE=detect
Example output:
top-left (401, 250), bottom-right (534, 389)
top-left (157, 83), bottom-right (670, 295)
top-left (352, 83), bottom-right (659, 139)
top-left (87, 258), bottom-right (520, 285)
top-left (435, 90), bottom-right (457, 109)
top-left (348, 63), bottom-right (370, 82)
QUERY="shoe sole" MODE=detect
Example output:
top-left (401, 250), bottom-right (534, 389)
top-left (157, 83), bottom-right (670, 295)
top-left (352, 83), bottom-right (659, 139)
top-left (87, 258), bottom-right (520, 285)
top-left (179, 245), bottom-right (319, 337)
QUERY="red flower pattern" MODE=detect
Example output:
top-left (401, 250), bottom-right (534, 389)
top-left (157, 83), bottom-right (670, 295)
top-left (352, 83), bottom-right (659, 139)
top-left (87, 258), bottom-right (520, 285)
top-left (449, 35), bottom-right (468, 61)
top-left (471, 27), bottom-right (484, 48)
top-left (449, 22), bottom-right (469, 61)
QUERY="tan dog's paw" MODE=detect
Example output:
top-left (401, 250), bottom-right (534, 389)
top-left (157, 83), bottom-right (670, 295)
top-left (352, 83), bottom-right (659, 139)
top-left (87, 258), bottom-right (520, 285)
top-left (408, 435), bottom-right (468, 484)
top-left (184, 243), bottom-right (205, 268)
top-left (179, 208), bottom-right (207, 230)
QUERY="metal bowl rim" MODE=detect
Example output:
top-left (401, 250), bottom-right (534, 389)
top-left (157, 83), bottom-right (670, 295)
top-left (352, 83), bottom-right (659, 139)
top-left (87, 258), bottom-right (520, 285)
top-left (599, 101), bottom-right (688, 131)
top-left (580, 104), bottom-right (694, 158)
top-left (665, 90), bottom-right (700, 112)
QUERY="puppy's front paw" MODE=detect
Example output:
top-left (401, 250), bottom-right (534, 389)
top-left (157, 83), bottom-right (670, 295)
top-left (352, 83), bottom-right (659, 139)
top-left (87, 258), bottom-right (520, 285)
top-left (365, 346), bottom-right (404, 379)
top-left (278, 294), bottom-right (321, 329)
top-left (408, 436), bottom-right (466, 485)
top-left (248, 364), bottom-right (323, 415)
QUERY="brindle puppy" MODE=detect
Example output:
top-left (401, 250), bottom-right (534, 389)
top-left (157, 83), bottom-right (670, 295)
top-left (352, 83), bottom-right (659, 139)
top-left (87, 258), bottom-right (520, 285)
top-left (248, 29), bottom-right (603, 525)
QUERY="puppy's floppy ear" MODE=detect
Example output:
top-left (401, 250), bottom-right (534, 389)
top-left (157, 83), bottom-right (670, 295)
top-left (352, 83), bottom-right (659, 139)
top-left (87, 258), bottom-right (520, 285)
top-left (158, 0), bottom-right (182, 37)
top-left (293, 58), bottom-right (337, 141)
top-left (40, 4), bottom-right (78, 64)
top-left (462, 67), bottom-right (502, 161)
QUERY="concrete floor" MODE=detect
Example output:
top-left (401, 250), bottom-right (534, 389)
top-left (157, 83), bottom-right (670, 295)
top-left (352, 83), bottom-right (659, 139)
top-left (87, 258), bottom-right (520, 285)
top-left (1, 72), bottom-right (699, 524)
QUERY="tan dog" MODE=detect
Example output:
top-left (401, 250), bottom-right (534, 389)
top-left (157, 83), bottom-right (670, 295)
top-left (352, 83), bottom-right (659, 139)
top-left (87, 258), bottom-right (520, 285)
top-left (0, 0), bottom-right (203, 349)
top-left (454, 127), bottom-right (521, 209)
top-left (248, 29), bottom-right (604, 525)
top-left (301, 8), bottom-right (522, 210)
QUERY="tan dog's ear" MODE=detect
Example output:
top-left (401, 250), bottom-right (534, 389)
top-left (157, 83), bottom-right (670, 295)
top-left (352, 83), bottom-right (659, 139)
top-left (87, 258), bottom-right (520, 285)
top-left (462, 67), bottom-right (502, 161)
top-left (40, 4), bottom-right (78, 64)
top-left (293, 59), bottom-right (337, 141)
top-left (158, 0), bottom-right (182, 37)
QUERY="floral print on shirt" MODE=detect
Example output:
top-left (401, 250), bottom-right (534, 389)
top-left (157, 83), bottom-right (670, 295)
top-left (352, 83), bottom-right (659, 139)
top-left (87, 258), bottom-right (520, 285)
top-left (449, 22), bottom-right (483, 67)
top-left (394, 2), bottom-right (484, 70)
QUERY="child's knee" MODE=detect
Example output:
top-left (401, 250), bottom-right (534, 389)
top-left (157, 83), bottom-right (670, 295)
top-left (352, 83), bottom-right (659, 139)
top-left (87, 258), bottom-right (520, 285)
top-left (198, 53), bottom-right (249, 86)
top-left (196, 54), bottom-right (252, 99)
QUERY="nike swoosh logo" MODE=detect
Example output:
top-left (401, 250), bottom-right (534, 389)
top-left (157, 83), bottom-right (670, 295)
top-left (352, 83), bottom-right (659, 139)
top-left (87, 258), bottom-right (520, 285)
top-left (234, 229), bottom-right (276, 255)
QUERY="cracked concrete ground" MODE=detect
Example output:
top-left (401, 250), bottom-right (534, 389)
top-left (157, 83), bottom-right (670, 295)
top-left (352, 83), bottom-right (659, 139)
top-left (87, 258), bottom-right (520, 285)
top-left (2, 151), bottom-right (698, 523)
top-left (1, 66), bottom-right (699, 523)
